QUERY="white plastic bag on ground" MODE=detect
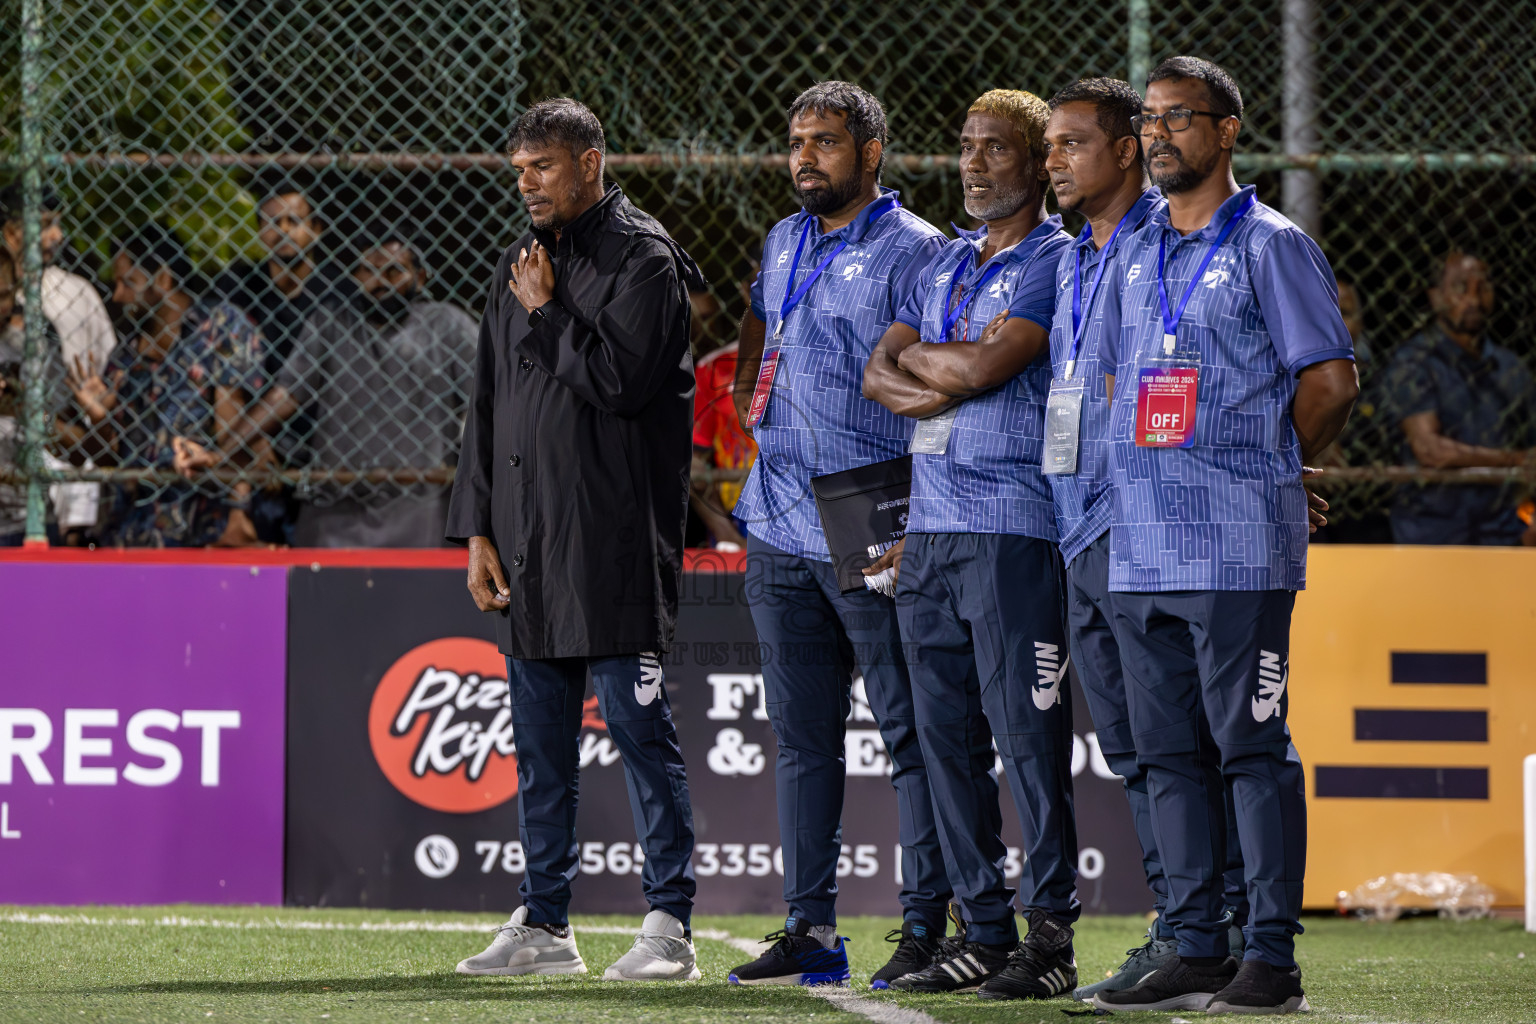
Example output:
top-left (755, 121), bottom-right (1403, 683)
top-left (1338, 872), bottom-right (1494, 921)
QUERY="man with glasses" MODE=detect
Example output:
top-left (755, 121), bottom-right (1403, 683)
top-left (1090, 57), bottom-right (1357, 1015)
top-left (862, 88), bottom-right (1076, 1001)
top-left (1043, 78), bottom-right (1255, 1003)
top-left (726, 81), bottom-right (950, 989)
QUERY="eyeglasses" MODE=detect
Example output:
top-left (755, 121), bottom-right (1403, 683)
top-left (1130, 108), bottom-right (1234, 135)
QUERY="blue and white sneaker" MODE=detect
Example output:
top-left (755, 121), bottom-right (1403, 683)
top-left (727, 917), bottom-right (851, 986)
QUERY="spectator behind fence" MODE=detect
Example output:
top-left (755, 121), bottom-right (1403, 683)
top-left (1312, 279), bottom-right (1393, 542)
top-left (1337, 280), bottom-right (1380, 422)
top-left (0, 247), bottom-right (24, 543)
top-left (215, 177), bottom-right (345, 372)
top-left (210, 230), bottom-right (476, 547)
top-left (71, 222), bottom-right (266, 547)
top-left (0, 183), bottom-right (115, 377)
top-left (213, 176), bottom-right (349, 543)
top-left (688, 289), bottom-right (753, 549)
top-left (2, 182), bottom-right (116, 537)
top-left (0, 247), bottom-right (68, 545)
top-left (1385, 249), bottom-right (1536, 545)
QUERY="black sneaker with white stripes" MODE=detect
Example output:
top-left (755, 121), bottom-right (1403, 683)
top-left (977, 911), bottom-right (1077, 1001)
top-left (889, 938), bottom-right (1012, 993)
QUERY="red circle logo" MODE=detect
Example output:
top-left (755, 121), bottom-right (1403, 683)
top-left (368, 637), bottom-right (519, 813)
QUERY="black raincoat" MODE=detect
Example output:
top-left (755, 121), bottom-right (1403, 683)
top-left (446, 184), bottom-right (706, 659)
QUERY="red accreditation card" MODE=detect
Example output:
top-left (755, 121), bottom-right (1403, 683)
top-left (1134, 366), bottom-right (1199, 447)
top-left (745, 348), bottom-right (780, 428)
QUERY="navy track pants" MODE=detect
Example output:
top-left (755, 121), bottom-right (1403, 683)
top-left (506, 653), bottom-right (697, 927)
top-left (745, 533), bottom-right (950, 930)
top-left (1110, 588), bottom-right (1306, 966)
top-left (1068, 533), bottom-right (1248, 937)
top-left (897, 532), bottom-right (1080, 946)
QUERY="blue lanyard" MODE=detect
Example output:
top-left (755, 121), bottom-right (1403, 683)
top-left (1067, 199), bottom-right (1144, 377)
top-left (776, 192), bottom-right (900, 338)
top-left (941, 248), bottom-right (1007, 341)
top-left (1156, 192), bottom-right (1256, 354)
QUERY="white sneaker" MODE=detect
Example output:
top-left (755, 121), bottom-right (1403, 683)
top-left (456, 906), bottom-right (587, 976)
top-left (603, 909), bottom-right (701, 981)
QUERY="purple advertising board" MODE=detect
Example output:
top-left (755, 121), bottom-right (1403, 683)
top-left (0, 564), bottom-right (287, 904)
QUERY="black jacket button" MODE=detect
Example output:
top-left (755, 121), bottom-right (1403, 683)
top-left (511, 553), bottom-right (525, 567)
top-left (509, 454), bottom-right (521, 467)
top-left (519, 357), bottom-right (533, 370)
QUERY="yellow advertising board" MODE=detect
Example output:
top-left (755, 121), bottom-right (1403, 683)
top-left (1293, 545), bottom-right (1536, 907)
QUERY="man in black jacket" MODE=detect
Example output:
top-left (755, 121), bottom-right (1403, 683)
top-left (447, 98), bottom-right (704, 982)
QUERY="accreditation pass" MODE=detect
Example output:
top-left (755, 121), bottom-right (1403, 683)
top-left (1134, 364), bottom-right (1198, 447)
top-left (1042, 379), bottom-right (1085, 474)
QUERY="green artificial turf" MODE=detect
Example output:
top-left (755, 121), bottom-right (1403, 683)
top-left (1, 905), bottom-right (1532, 1023)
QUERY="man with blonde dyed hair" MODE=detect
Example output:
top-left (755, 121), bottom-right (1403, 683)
top-left (863, 88), bottom-right (1077, 999)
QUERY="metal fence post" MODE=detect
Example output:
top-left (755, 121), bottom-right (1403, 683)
top-left (1283, 0), bottom-right (1321, 239)
top-left (507, 1), bottom-right (527, 126)
top-left (18, 0), bottom-right (49, 546)
top-left (1128, 0), bottom-right (1152, 91)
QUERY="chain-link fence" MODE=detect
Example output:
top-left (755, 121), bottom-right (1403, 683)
top-left (1, 0), bottom-right (1532, 547)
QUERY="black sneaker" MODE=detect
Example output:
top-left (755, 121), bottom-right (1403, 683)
top-left (727, 918), bottom-right (850, 986)
top-left (890, 936), bottom-right (1012, 993)
top-left (1206, 959), bottom-right (1311, 1014)
top-left (978, 910), bottom-right (1077, 1001)
top-left (1093, 955), bottom-right (1239, 1012)
top-left (870, 921), bottom-right (942, 990)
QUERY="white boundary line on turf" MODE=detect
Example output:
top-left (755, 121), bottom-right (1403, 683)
top-left (1, 912), bottom-right (940, 1024)
top-left (809, 987), bottom-right (943, 1024)
top-left (0, 912), bottom-right (648, 935)
top-left (714, 929), bottom-right (942, 1024)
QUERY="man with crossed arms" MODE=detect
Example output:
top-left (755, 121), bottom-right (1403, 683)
top-left (863, 88), bottom-right (1078, 1002)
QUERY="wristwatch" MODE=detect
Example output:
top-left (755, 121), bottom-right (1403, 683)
top-left (527, 304), bottom-right (549, 329)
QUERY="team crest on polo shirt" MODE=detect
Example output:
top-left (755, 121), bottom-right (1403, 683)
top-left (1127, 263), bottom-right (1144, 282)
top-left (1203, 252), bottom-right (1237, 288)
top-left (776, 249), bottom-right (790, 266)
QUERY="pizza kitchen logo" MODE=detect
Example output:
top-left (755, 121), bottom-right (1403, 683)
top-left (368, 637), bottom-right (519, 814)
top-left (368, 637), bottom-right (619, 814)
